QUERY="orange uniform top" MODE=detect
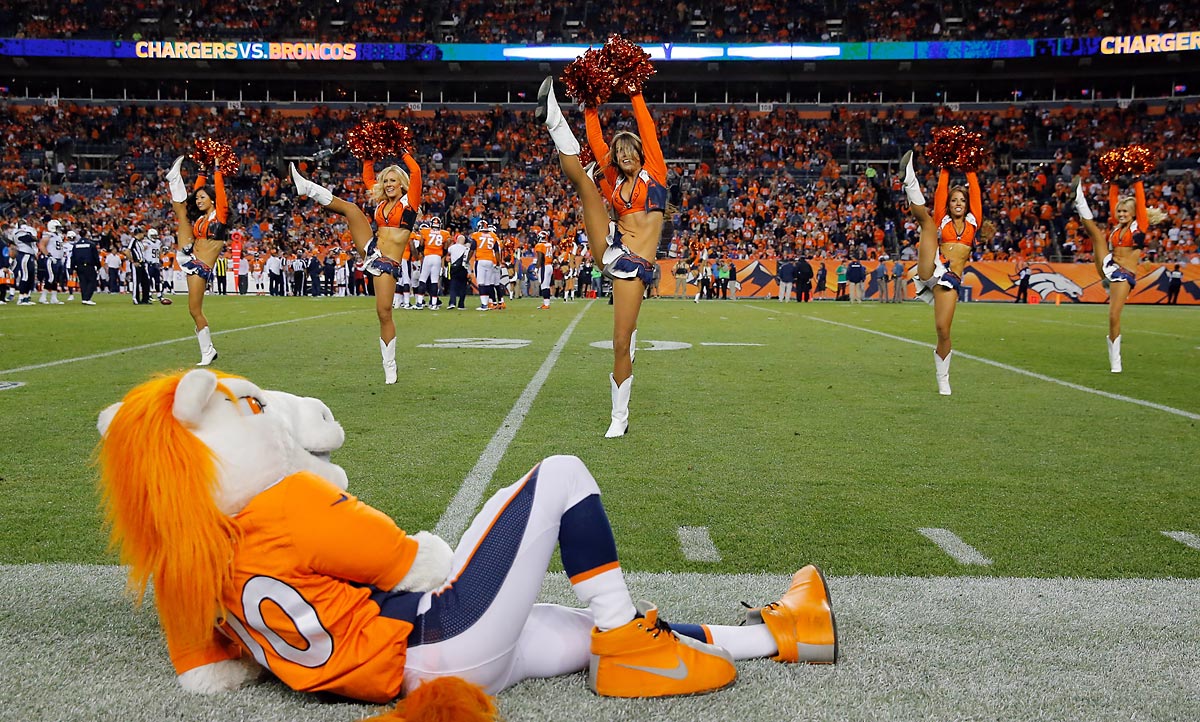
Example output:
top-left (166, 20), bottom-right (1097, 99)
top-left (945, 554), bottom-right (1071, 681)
top-left (364, 156), bottom-right (423, 229)
top-left (192, 170), bottom-right (229, 241)
top-left (932, 169), bottom-right (982, 247)
top-left (1108, 181), bottom-right (1150, 249)
top-left (164, 472), bottom-right (421, 704)
top-left (534, 240), bottom-right (553, 263)
top-left (419, 228), bottom-right (448, 258)
top-left (471, 230), bottom-right (500, 263)
top-left (585, 94), bottom-right (668, 218)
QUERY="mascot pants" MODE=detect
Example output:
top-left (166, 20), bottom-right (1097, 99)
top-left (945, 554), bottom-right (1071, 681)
top-left (401, 455), bottom-right (604, 695)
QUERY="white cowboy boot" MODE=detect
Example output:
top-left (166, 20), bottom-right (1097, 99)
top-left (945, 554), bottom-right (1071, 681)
top-left (934, 350), bottom-right (952, 396)
top-left (605, 374), bottom-right (632, 438)
top-left (380, 337), bottom-right (398, 384)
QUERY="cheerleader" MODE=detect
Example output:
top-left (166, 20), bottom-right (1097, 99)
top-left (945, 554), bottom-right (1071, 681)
top-left (538, 59), bottom-right (663, 436)
top-left (1070, 167), bottom-right (1166, 372)
top-left (900, 144), bottom-right (983, 395)
top-left (289, 139), bottom-right (421, 384)
top-left (166, 154), bottom-right (229, 366)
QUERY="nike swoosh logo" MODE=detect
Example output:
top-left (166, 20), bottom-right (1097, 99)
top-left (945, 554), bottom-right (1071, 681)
top-left (331, 494), bottom-right (349, 506)
top-left (615, 656), bottom-right (689, 680)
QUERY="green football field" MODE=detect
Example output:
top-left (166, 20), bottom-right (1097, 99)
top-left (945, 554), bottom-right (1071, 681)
top-left (1, 294), bottom-right (1198, 721)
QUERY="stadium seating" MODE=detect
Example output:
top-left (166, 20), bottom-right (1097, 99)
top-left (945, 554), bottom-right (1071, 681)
top-left (1, 99), bottom-right (1196, 267)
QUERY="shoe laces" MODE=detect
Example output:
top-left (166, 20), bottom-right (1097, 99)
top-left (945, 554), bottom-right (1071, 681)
top-left (738, 600), bottom-right (771, 625)
top-left (639, 615), bottom-right (675, 640)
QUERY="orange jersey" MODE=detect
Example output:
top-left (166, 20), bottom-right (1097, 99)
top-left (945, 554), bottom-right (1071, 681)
top-left (419, 228), bottom-right (448, 258)
top-left (364, 156), bottom-right (423, 229)
top-left (534, 240), bottom-right (552, 262)
top-left (585, 94), bottom-right (668, 218)
top-left (471, 231), bottom-right (500, 263)
top-left (932, 169), bottom-right (982, 248)
top-left (165, 472), bottom-right (421, 704)
top-left (192, 170), bottom-right (229, 241)
top-left (1108, 181), bottom-right (1150, 249)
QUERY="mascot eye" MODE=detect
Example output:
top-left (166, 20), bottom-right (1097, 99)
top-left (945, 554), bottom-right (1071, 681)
top-left (237, 396), bottom-right (266, 415)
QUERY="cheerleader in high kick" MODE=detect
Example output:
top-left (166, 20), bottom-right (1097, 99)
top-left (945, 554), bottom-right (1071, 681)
top-left (1070, 146), bottom-right (1166, 372)
top-left (899, 127), bottom-right (988, 395)
top-left (290, 121), bottom-right (422, 384)
top-left (538, 36), bottom-right (663, 437)
top-left (166, 141), bottom-right (235, 366)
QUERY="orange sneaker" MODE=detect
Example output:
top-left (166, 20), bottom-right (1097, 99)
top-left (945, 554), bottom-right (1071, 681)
top-left (745, 564), bottom-right (838, 664)
top-left (590, 601), bottom-right (736, 698)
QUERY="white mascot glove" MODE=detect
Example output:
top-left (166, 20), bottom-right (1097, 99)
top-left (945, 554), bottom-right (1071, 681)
top-left (392, 531), bottom-right (453, 593)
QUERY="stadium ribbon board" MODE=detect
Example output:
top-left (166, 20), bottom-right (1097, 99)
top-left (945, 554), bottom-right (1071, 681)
top-left (1, 33), bottom-right (1197, 63)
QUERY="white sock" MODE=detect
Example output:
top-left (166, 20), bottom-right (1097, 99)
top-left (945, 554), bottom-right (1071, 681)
top-left (708, 623), bottom-right (778, 661)
top-left (573, 569), bottom-right (636, 631)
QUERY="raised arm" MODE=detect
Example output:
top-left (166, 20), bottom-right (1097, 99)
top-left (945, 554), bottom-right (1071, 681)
top-left (1133, 180), bottom-right (1148, 230)
top-left (402, 152), bottom-right (422, 211)
top-left (213, 170), bottom-right (228, 223)
top-left (1108, 182), bottom-right (1119, 225)
top-left (584, 106), bottom-right (610, 166)
top-left (362, 160), bottom-right (376, 190)
top-left (630, 93), bottom-right (666, 183)
top-left (966, 171), bottom-right (982, 223)
top-left (932, 169), bottom-right (950, 219)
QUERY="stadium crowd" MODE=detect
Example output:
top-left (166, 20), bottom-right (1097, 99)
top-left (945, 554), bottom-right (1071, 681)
top-left (2, 0), bottom-right (1197, 44)
top-left (2, 97), bottom-right (1198, 305)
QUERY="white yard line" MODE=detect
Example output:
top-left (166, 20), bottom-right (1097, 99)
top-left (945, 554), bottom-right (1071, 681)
top-left (1034, 317), bottom-right (1194, 340)
top-left (917, 527), bottom-right (994, 566)
top-left (754, 309), bottom-right (1200, 421)
top-left (434, 301), bottom-right (593, 544)
top-left (677, 526), bottom-right (723, 562)
top-left (1162, 531), bottom-right (1200, 551)
top-left (0, 311), bottom-right (357, 375)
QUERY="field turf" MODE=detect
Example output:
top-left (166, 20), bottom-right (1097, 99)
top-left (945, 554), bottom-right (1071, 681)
top-left (1, 293), bottom-right (1197, 721)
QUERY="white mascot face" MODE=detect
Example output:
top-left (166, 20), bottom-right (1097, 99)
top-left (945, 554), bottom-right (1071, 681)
top-left (97, 370), bottom-right (348, 515)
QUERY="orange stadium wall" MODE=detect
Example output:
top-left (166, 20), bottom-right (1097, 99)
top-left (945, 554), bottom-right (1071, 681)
top-left (651, 260), bottom-right (1200, 305)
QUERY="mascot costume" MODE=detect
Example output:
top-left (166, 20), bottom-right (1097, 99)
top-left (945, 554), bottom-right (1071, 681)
top-left (96, 370), bottom-right (837, 717)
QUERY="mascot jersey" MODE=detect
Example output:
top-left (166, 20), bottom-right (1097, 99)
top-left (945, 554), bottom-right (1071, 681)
top-left (166, 471), bottom-right (421, 703)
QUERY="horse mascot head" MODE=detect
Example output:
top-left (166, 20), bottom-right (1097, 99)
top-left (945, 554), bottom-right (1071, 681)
top-left (96, 370), bottom-right (491, 721)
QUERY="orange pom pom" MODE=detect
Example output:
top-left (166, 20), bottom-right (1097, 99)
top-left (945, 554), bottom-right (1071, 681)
top-left (189, 138), bottom-right (239, 175)
top-left (366, 677), bottom-right (498, 722)
top-left (561, 47), bottom-right (616, 108)
top-left (1097, 144), bottom-right (1156, 182)
top-left (923, 125), bottom-right (989, 172)
top-left (601, 34), bottom-right (656, 97)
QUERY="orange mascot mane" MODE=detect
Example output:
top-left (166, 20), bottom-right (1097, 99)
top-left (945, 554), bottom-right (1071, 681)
top-left (97, 371), bottom-right (242, 654)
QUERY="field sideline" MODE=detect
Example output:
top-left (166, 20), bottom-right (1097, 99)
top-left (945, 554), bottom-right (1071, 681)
top-left (1, 295), bottom-right (1197, 721)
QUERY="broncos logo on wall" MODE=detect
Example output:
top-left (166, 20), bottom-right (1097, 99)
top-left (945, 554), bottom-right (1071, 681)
top-left (734, 260), bottom-right (779, 294)
top-left (963, 263), bottom-right (1019, 299)
top-left (1028, 271), bottom-right (1084, 301)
